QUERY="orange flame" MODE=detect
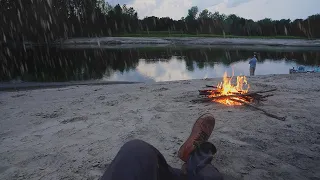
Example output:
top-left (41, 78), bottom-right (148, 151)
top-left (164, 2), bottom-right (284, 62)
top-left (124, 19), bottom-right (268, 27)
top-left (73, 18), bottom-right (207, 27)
top-left (209, 72), bottom-right (250, 106)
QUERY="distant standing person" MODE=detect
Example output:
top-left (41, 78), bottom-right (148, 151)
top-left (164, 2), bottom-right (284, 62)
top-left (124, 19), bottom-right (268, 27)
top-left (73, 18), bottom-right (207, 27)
top-left (249, 53), bottom-right (257, 76)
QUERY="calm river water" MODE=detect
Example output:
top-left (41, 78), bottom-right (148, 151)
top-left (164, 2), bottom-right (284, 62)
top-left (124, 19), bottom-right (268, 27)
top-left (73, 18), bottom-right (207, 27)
top-left (1, 47), bottom-right (319, 82)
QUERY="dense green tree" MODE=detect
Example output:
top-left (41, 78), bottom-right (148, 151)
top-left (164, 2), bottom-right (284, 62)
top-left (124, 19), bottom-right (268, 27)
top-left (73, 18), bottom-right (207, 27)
top-left (186, 6), bottom-right (199, 20)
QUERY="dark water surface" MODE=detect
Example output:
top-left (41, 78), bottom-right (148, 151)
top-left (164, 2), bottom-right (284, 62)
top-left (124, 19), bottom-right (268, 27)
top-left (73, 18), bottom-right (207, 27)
top-left (1, 46), bottom-right (319, 83)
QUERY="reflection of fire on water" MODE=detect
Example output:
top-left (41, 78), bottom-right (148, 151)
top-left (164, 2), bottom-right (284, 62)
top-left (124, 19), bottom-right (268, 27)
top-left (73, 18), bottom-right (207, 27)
top-left (208, 72), bottom-right (251, 106)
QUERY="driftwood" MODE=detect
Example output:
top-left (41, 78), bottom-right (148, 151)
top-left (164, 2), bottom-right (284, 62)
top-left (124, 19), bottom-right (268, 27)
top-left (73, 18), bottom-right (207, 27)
top-left (229, 98), bottom-right (286, 121)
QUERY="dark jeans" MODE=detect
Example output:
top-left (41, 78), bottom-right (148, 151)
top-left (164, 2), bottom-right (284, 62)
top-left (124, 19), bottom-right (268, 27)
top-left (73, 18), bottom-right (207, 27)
top-left (250, 67), bottom-right (256, 76)
top-left (101, 139), bottom-right (222, 180)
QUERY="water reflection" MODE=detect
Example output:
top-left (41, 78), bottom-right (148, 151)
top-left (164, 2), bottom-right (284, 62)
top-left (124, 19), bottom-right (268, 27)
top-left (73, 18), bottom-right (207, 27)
top-left (1, 47), bottom-right (319, 82)
top-left (107, 57), bottom-right (305, 82)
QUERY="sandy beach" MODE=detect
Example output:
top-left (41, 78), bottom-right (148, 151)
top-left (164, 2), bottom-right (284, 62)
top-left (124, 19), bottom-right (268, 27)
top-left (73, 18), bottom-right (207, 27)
top-left (59, 37), bottom-right (320, 47)
top-left (1, 73), bottom-right (320, 180)
top-left (49, 37), bottom-right (320, 50)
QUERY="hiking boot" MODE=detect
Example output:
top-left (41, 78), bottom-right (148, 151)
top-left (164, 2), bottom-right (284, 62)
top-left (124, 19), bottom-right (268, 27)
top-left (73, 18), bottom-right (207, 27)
top-left (178, 114), bottom-right (216, 162)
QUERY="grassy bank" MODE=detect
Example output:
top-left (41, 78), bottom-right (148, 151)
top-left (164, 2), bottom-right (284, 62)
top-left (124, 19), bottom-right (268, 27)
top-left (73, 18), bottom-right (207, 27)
top-left (118, 31), bottom-right (304, 39)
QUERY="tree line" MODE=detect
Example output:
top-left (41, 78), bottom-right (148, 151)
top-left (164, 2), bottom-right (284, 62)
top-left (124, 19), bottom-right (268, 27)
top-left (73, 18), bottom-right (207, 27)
top-left (1, 0), bottom-right (320, 43)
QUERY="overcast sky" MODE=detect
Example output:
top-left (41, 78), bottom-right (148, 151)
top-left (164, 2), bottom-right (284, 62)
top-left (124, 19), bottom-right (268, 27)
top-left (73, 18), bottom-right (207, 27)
top-left (107, 0), bottom-right (320, 21)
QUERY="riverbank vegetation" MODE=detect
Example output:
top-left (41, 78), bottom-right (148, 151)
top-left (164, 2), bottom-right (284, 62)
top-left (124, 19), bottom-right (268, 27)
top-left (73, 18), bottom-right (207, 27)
top-left (1, 0), bottom-right (319, 43)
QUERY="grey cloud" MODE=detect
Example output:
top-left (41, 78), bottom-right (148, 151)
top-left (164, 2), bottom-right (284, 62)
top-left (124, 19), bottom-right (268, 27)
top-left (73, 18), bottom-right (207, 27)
top-left (106, 0), bottom-right (135, 6)
top-left (226, 0), bottom-right (253, 8)
top-left (107, 0), bottom-right (162, 6)
top-left (194, 0), bottom-right (252, 10)
top-left (194, 0), bottom-right (224, 10)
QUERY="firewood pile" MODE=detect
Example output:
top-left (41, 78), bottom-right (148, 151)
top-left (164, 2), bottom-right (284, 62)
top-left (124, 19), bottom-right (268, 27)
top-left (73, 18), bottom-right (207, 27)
top-left (196, 85), bottom-right (276, 103)
top-left (192, 85), bottom-right (286, 121)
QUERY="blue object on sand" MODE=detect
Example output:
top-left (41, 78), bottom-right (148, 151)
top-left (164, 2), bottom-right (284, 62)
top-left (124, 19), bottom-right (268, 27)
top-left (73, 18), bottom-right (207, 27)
top-left (297, 66), bottom-right (305, 72)
top-left (289, 65), bottom-right (320, 74)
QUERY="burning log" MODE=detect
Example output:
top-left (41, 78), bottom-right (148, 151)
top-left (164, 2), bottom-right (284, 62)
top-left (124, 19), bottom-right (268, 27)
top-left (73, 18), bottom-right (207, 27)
top-left (205, 85), bottom-right (218, 88)
top-left (200, 88), bottom-right (276, 96)
top-left (196, 88), bottom-right (277, 102)
top-left (199, 90), bottom-right (221, 96)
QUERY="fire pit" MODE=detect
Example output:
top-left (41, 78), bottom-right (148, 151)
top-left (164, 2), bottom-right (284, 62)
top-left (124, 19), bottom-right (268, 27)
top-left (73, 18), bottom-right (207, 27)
top-left (193, 72), bottom-right (285, 121)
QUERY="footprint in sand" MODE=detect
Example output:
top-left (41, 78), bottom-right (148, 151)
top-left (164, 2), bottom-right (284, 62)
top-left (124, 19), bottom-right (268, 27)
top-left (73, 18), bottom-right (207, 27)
top-left (119, 94), bottom-right (139, 102)
top-left (20, 135), bottom-right (43, 142)
top-left (90, 111), bottom-right (110, 116)
top-left (140, 87), bottom-right (148, 90)
top-left (11, 94), bottom-right (26, 98)
top-left (54, 128), bottom-right (80, 138)
top-left (151, 87), bottom-right (169, 92)
top-left (20, 153), bottom-right (65, 172)
top-left (60, 116), bottom-right (88, 124)
top-left (70, 98), bottom-right (84, 105)
top-left (239, 137), bottom-right (268, 150)
top-left (94, 88), bottom-right (103, 92)
top-left (153, 104), bottom-right (167, 112)
top-left (97, 96), bottom-right (106, 101)
top-left (34, 111), bottom-right (62, 119)
top-left (0, 131), bottom-right (12, 140)
top-left (102, 100), bottom-right (119, 106)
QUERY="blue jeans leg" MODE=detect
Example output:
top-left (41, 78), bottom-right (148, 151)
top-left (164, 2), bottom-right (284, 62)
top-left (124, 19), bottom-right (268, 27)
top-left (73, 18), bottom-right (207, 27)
top-left (101, 139), bottom-right (185, 180)
top-left (187, 142), bottom-right (223, 180)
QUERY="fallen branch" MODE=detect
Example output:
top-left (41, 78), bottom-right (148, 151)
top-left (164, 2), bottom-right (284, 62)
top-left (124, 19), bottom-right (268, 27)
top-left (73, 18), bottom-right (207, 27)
top-left (229, 98), bottom-right (286, 121)
top-left (260, 94), bottom-right (274, 98)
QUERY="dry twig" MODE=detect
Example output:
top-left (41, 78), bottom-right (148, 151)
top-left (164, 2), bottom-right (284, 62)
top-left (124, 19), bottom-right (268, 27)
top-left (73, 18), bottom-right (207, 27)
top-left (229, 98), bottom-right (286, 121)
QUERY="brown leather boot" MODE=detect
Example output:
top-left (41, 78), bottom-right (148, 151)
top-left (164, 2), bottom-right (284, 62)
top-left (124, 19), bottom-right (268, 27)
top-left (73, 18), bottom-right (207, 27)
top-left (178, 114), bottom-right (216, 162)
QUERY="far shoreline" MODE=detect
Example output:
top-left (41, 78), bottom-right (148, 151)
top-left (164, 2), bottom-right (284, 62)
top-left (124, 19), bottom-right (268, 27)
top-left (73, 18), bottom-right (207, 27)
top-left (26, 36), bottom-right (320, 49)
top-left (4, 36), bottom-right (320, 49)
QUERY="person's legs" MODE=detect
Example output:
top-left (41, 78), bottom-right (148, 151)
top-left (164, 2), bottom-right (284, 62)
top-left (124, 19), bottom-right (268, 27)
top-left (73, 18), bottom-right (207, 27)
top-left (253, 67), bottom-right (256, 76)
top-left (101, 139), bottom-right (185, 180)
top-left (250, 67), bottom-right (254, 76)
top-left (178, 114), bottom-right (223, 180)
top-left (102, 114), bottom-right (223, 180)
top-left (186, 142), bottom-right (223, 180)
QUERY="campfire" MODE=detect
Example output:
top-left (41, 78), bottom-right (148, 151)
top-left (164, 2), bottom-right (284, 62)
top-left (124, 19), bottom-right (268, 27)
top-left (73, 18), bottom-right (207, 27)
top-left (207, 72), bottom-right (250, 106)
top-left (194, 72), bottom-right (286, 121)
